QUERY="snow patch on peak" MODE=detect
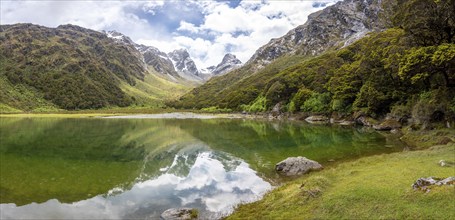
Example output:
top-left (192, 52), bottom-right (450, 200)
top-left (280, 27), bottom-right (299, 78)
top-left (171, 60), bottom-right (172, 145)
top-left (103, 30), bottom-right (135, 45)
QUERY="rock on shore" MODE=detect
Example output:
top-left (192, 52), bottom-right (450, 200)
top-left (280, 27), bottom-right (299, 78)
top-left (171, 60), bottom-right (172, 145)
top-left (275, 156), bottom-right (323, 176)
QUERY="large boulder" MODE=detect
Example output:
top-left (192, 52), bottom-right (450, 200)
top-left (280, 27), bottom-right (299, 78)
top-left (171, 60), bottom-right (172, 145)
top-left (271, 102), bottom-right (283, 116)
top-left (275, 156), bottom-right (323, 176)
top-left (160, 208), bottom-right (197, 220)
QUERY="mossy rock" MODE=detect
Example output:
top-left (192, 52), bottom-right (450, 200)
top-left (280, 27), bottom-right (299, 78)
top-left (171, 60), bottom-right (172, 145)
top-left (374, 119), bottom-right (402, 131)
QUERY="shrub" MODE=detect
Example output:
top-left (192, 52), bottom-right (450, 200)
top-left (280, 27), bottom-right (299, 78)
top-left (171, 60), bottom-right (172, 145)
top-left (242, 95), bottom-right (267, 113)
top-left (289, 88), bottom-right (313, 112)
top-left (411, 89), bottom-right (450, 128)
top-left (353, 82), bottom-right (387, 115)
top-left (301, 92), bottom-right (331, 114)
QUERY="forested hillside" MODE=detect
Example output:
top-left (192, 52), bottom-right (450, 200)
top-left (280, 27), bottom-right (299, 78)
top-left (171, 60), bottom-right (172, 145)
top-left (0, 24), bottom-right (147, 111)
top-left (170, 0), bottom-right (455, 125)
top-left (0, 24), bottom-right (193, 112)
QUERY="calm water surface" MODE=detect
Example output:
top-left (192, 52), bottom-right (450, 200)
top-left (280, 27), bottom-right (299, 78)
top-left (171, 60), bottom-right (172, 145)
top-left (0, 117), bottom-right (406, 219)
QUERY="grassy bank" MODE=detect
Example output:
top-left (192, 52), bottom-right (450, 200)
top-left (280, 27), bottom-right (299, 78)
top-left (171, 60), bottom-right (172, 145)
top-left (228, 143), bottom-right (455, 219)
top-left (0, 107), bottom-right (180, 118)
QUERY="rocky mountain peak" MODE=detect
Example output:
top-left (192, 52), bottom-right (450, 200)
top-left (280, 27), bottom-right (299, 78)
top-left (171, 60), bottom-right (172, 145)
top-left (247, 0), bottom-right (383, 68)
top-left (136, 44), bottom-right (179, 80)
top-left (168, 49), bottom-right (201, 81)
top-left (210, 53), bottom-right (242, 76)
top-left (221, 53), bottom-right (241, 64)
top-left (103, 30), bottom-right (135, 45)
top-left (168, 49), bottom-right (190, 61)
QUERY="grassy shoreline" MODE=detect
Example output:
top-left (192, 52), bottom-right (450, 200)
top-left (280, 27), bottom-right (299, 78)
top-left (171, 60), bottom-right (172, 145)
top-left (227, 138), bottom-right (455, 219)
top-left (0, 111), bottom-right (253, 119)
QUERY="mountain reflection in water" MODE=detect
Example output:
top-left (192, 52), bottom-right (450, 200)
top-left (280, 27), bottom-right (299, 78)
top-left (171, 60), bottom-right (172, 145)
top-left (1, 147), bottom-right (271, 219)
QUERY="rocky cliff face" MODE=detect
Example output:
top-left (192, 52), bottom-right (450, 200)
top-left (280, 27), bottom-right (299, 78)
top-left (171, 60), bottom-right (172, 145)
top-left (210, 53), bottom-right (243, 76)
top-left (136, 44), bottom-right (180, 80)
top-left (248, 0), bottom-right (384, 67)
top-left (104, 31), bottom-right (196, 81)
top-left (104, 30), bottom-right (136, 45)
top-left (168, 49), bottom-right (203, 81)
top-left (104, 30), bottom-right (244, 81)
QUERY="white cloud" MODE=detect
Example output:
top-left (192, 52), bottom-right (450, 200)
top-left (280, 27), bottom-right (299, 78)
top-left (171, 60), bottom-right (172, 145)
top-left (177, 21), bottom-right (199, 33)
top-left (0, 0), bottom-right (339, 69)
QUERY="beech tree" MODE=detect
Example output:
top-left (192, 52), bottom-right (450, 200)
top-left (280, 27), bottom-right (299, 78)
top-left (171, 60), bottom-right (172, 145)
top-left (393, 0), bottom-right (455, 46)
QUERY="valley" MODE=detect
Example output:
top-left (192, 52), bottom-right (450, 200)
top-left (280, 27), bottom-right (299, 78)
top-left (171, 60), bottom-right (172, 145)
top-left (0, 0), bottom-right (454, 219)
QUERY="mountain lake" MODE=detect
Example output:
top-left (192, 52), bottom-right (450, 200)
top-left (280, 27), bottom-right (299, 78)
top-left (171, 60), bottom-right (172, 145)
top-left (0, 115), bottom-right (407, 219)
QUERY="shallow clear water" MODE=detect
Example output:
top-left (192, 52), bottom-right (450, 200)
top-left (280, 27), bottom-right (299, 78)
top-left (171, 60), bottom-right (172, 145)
top-left (0, 117), bottom-right (406, 219)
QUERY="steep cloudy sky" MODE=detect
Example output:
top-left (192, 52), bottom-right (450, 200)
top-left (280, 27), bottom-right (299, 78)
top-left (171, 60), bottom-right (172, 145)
top-left (1, 0), bottom-right (338, 68)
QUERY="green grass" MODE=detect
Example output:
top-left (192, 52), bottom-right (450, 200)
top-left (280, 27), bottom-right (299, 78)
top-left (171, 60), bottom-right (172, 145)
top-left (400, 128), bottom-right (455, 149)
top-left (120, 69), bottom-right (193, 108)
top-left (228, 143), bottom-right (455, 219)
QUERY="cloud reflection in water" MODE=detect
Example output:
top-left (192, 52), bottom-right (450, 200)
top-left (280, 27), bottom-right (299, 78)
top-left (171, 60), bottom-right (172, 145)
top-left (1, 151), bottom-right (271, 219)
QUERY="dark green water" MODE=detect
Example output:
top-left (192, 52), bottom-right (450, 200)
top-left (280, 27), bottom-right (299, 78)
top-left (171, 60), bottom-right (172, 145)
top-left (0, 117), bottom-right (406, 219)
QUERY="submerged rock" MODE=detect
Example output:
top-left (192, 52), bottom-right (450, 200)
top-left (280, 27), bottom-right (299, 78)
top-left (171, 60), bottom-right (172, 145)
top-left (275, 156), bottom-right (323, 176)
top-left (305, 116), bottom-right (329, 123)
top-left (160, 208), bottom-right (197, 220)
top-left (339, 120), bottom-right (355, 126)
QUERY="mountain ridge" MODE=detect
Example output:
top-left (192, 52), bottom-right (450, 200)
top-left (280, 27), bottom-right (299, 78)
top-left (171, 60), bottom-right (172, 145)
top-left (104, 30), bottom-right (243, 82)
top-left (173, 0), bottom-right (386, 109)
top-left (246, 0), bottom-right (384, 69)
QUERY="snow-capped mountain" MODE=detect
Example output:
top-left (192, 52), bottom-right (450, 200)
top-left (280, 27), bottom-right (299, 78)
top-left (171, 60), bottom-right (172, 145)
top-left (104, 31), bottom-right (203, 82)
top-left (168, 49), bottom-right (203, 81)
top-left (104, 30), bottom-right (242, 82)
top-left (135, 45), bottom-right (180, 79)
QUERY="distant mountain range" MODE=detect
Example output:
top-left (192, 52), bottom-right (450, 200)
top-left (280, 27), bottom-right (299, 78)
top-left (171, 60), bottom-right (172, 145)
top-left (104, 30), bottom-right (242, 82)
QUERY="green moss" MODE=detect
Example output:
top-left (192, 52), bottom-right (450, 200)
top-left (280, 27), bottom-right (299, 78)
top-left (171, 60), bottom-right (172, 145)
top-left (228, 144), bottom-right (455, 219)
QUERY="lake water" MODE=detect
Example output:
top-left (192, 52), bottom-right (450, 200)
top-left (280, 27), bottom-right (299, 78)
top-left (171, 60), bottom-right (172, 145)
top-left (0, 116), bottom-right (406, 219)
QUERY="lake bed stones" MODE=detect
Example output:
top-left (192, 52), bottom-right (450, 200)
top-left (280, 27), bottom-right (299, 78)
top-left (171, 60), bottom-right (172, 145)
top-left (160, 208), bottom-right (198, 220)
